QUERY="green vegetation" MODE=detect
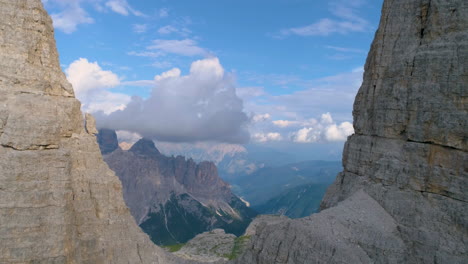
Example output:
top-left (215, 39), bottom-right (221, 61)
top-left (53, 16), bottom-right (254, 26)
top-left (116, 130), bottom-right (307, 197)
top-left (140, 193), bottom-right (256, 246)
top-left (163, 243), bottom-right (185, 252)
top-left (225, 235), bottom-right (251, 260)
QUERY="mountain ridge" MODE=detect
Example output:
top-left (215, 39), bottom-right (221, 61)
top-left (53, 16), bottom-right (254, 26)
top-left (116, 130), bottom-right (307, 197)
top-left (98, 131), bottom-right (257, 245)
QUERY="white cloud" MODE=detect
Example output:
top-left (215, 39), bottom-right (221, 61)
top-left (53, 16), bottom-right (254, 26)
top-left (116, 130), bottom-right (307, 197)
top-left (325, 45), bottom-right (366, 53)
top-left (290, 113), bottom-right (354, 143)
top-left (252, 133), bottom-right (283, 143)
top-left (276, 0), bottom-right (369, 38)
top-left (148, 39), bottom-right (209, 57)
top-left (325, 122), bottom-right (354, 141)
top-left (272, 120), bottom-right (300, 128)
top-left (280, 18), bottom-right (367, 37)
top-left (116, 130), bottom-right (142, 144)
top-left (151, 61), bottom-right (173, 69)
top-left (96, 57), bottom-right (250, 144)
top-left (133, 24), bottom-right (148, 33)
top-left (154, 68), bottom-right (181, 81)
top-left (321, 112), bottom-right (333, 124)
top-left (252, 113), bottom-right (271, 123)
top-left (158, 25), bottom-right (178, 34)
top-left (158, 25), bottom-right (191, 36)
top-left (158, 8), bottom-right (169, 18)
top-left (105, 0), bottom-right (145, 17)
top-left (48, 1), bottom-right (94, 34)
top-left (65, 58), bottom-right (131, 114)
top-left (44, 0), bottom-right (145, 33)
top-left (127, 51), bottom-right (165, 58)
top-left (293, 127), bottom-right (318, 143)
top-left (236, 87), bottom-right (266, 99)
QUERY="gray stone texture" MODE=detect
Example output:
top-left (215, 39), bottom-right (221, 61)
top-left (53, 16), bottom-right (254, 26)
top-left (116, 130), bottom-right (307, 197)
top-left (175, 229), bottom-right (237, 262)
top-left (234, 0), bottom-right (468, 263)
top-left (0, 1), bottom-right (203, 263)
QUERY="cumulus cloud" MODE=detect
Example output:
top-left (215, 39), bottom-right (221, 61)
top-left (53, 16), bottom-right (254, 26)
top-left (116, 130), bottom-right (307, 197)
top-left (96, 57), bottom-right (250, 144)
top-left (252, 133), bottom-right (283, 143)
top-left (65, 58), bottom-right (131, 114)
top-left (325, 122), bottom-right (354, 141)
top-left (291, 113), bottom-right (354, 143)
top-left (252, 113), bottom-right (271, 123)
top-left (272, 120), bottom-right (300, 128)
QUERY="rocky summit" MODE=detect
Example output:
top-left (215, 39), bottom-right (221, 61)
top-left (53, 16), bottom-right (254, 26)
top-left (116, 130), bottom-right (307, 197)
top-left (234, 0), bottom-right (467, 263)
top-left (98, 130), bottom-right (256, 246)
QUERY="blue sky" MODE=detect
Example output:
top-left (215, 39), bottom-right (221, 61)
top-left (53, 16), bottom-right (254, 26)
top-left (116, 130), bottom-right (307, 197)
top-left (42, 0), bottom-right (383, 156)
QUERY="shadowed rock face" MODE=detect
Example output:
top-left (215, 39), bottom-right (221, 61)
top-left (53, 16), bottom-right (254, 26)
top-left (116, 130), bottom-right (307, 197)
top-left (96, 128), bottom-right (119, 154)
top-left (235, 1), bottom-right (467, 263)
top-left (99, 135), bottom-right (256, 246)
top-left (0, 1), bottom-right (203, 263)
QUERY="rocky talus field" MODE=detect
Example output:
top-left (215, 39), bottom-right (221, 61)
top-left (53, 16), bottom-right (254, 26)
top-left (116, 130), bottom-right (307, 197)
top-left (0, 0), bottom-right (466, 263)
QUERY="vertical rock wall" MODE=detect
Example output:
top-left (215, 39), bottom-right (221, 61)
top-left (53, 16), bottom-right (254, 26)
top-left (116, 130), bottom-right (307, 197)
top-left (235, 0), bottom-right (467, 263)
top-left (0, 1), bottom-right (202, 263)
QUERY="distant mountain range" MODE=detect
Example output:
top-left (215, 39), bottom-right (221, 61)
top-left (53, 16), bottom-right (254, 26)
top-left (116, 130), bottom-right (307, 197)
top-left (155, 141), bottom-right (344, 182)
top-left (252, 182), bottom-right (332, 218)
top-left (230, 160), bottom-right (342, 207)
top-left (97, 129), bottom-right (256, 246)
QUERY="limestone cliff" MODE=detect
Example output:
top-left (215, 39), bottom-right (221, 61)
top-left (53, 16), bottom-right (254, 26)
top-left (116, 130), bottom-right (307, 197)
top-left (0, 1), bottom-right (201, 263)
top-left (235, 0), bottom-right (467, 263)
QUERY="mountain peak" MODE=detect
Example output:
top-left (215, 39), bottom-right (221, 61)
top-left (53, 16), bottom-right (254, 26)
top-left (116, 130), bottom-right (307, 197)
top-left (130, 138), bottom-right (161, 155)
top-left (97, 129), bottom-right (119, 154)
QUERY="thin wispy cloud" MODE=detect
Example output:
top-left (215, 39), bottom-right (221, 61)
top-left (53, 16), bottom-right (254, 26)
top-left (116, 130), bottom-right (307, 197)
top-left (158, 8), bottom-right (169, 18)
top-left (44, 0), bottom-right (147, 33)
top-left (46, 0), bottom-right (94, 34)
top-left (105, 0), bottom-right (146, 17)
top-left (132, 23), bottom-right (148, 34)
top-left (325, 45), bottom-right (366, 53)
top-left (275, 0), bottom-right (370, 38)
top-left (158, 25), bottom-right (192, 36)
top-left (147, 39), bottom-right (210, 57)
top-left (127, 51), bottom-right (165, 58)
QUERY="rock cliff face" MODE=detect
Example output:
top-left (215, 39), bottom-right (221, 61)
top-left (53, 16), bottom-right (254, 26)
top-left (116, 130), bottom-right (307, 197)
top-left (0, 1), bottom-right (200, 263)
top-left (97, 128), bottom-right (119, 154)
top-left (99, 132), bottom-right (256, 245)
top-left (235, 0), bottom-right (467, 263)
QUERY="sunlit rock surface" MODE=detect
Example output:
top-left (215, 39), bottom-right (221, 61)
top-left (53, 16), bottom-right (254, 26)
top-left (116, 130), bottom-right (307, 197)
top-left (0, 1), bottom-right (204, 263)
top-left (235, 0), bottom-right (468, 263)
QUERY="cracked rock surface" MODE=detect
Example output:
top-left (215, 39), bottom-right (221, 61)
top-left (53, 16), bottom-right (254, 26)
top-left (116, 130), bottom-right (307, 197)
top-left (0, 1), bottom-right (205, 263)
top-left (234, 0), bottom-right (467, 263)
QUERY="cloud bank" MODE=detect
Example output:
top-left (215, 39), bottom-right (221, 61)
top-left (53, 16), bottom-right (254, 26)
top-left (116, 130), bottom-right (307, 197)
top-left (66, 58), bottom-right (131, 114)
top-left (290, 113), bottom-right (354, 143)
top-left (96, 58), bottom-right (250, 144)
